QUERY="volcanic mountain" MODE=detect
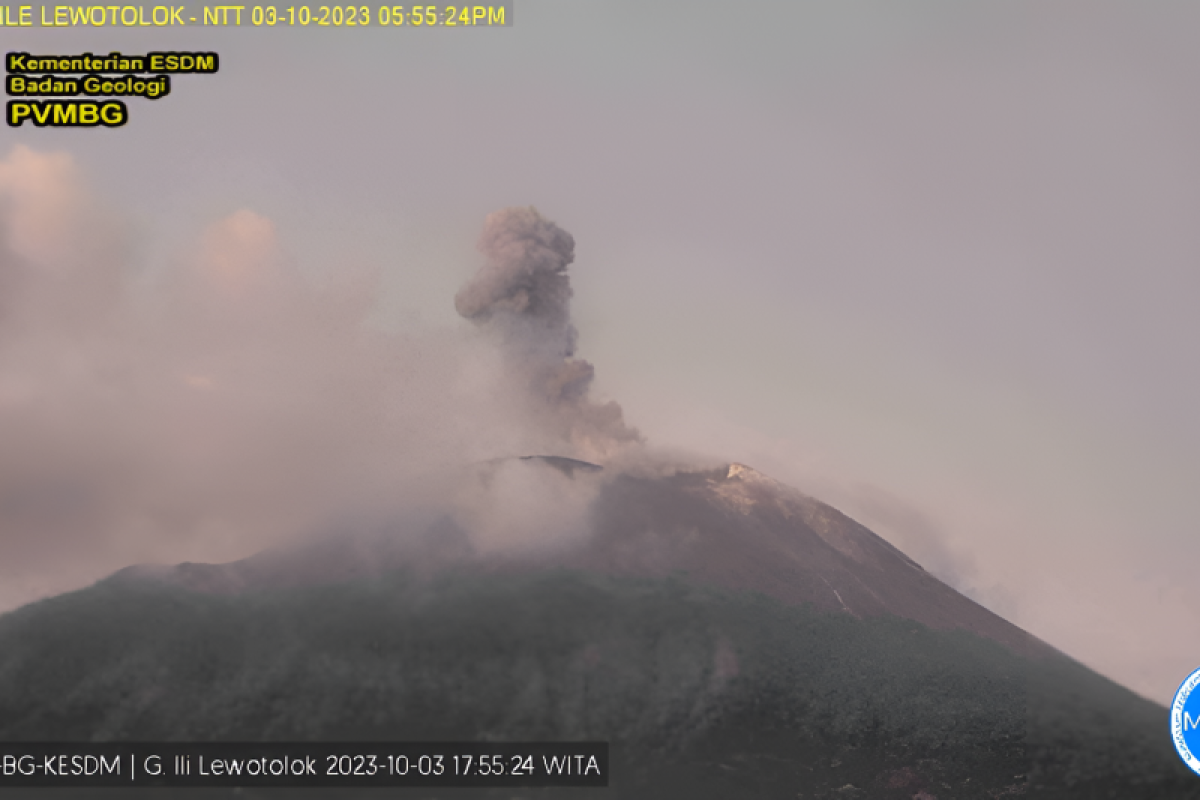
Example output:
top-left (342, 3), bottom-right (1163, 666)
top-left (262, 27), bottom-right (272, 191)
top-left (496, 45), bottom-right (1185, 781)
top-left (131, 460), bottom-right (1049, 656)
top-left (0, 457), bottom-right (1193, 799)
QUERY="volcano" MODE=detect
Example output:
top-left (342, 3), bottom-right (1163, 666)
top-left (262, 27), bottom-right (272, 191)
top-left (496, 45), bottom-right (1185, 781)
top-left (0, 457), bottom-right (1193, 799)
top-left (107, 459), bottom-right (1049, 659)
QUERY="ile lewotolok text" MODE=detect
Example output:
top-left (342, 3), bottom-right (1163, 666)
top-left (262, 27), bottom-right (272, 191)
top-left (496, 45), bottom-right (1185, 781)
top-left (0, 4), bottom-right (508, 26)
top-left (5, 51), bottom-right (217, 128)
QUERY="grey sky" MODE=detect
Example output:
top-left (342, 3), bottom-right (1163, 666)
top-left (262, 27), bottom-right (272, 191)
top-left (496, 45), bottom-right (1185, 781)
top-left (4, 0), bottom-right (1199, 705)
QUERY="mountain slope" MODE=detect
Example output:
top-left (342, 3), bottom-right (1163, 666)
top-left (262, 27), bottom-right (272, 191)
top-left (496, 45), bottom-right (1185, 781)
top-left (0, 461), bottom-right (1193, 798)
top-left (562, 463), bottom-right (1051, 658)
top-left (113, 461), bottom-right (1051, 658)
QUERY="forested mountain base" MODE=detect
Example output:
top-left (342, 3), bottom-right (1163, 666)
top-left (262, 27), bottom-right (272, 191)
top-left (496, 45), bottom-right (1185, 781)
top-left (0, 570), bottom-right (1193, 798)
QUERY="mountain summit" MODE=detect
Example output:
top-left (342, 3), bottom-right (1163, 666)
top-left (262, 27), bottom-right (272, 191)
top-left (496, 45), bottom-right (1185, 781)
top-left (116, 459), bottom-right (1050, 659)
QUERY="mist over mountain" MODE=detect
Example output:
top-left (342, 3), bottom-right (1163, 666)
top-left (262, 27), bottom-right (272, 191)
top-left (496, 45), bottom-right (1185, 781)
top-left (0, 202), bottom-right (1195, 798)
top-left (122, 458), bottom-right (1047, 657)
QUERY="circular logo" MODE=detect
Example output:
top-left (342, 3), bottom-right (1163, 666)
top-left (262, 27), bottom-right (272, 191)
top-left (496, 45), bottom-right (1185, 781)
top-left (1171, 666), bottom-right (1200, 776)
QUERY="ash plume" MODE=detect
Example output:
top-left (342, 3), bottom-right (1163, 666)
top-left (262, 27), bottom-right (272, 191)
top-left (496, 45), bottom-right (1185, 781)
top-left (0, 148), bottom-right (645, 612)
top-left (455, 207), bottom-right (641, 461)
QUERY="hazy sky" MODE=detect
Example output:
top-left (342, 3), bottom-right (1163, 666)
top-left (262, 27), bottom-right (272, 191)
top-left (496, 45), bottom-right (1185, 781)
top-left (4, 0), bottom-right (1199, 706)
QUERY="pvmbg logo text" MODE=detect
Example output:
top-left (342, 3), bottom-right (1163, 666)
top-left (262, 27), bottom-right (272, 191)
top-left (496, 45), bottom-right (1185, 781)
top-left (1171, 666), bottom-right (1200, 776)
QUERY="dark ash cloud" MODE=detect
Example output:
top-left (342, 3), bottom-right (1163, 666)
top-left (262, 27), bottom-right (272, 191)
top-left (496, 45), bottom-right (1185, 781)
top-left (456, 207), bottom-right (641, 461)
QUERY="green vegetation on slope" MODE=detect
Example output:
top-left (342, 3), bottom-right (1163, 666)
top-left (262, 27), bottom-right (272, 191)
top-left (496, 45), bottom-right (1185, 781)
top-left (0, 569), bottom-right (1192, 799)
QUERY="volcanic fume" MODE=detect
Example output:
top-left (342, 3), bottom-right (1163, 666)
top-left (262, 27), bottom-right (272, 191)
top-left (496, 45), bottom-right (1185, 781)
top-left (0, 207), bottom-right (1195, 800)
top-left (455, 207), bottom-right (641, 463)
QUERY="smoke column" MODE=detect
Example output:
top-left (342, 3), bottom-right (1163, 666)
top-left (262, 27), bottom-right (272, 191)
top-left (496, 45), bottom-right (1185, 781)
top-left (455, 207), bottom-right (641, 462)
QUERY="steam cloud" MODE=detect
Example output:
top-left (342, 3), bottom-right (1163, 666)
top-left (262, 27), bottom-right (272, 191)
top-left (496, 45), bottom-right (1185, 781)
top-left (0, 147), bottom-right (638, 611)
top-left (455, 207), bottom-right (641, 462)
